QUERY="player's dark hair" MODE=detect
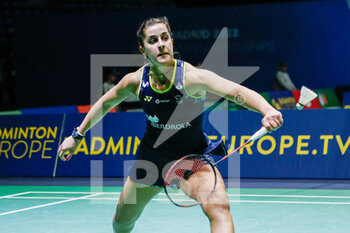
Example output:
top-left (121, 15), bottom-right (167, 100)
top-left (136, 16), bottom-right (172, 47)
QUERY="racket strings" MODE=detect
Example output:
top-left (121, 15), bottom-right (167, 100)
top-left (164, 155), bottom-right (216, 207)
top-left (165, 156), bottom-right (205, 186)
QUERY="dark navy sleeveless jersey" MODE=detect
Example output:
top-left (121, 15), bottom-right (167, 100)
top-left (137, 60), bottom-right (208, 155)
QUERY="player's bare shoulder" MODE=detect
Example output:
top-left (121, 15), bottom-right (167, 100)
top-left (184, 61), bottom-right (197, 76)
top-left (184, 62), bottom-right (201, 84)
top-left (184, 62), bottom-right (206, 96)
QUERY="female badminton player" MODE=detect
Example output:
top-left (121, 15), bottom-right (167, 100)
top-left (58, 17), bottom-right (283, 233)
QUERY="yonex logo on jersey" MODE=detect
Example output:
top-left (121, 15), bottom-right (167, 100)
top-left (142, 81), bottom-right (149, 88)
top-left (144, 96), bottom-right (153, 102)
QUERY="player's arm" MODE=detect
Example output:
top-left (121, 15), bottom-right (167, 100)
top-left (58, 68), bottom-right (142, 160)
top-left (184, 63), bottom-right (283, 131)
top-left (77, 71), bottom-right (140, 135)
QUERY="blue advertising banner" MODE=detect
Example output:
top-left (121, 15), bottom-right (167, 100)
top-left (0, 115), bottom-right (64, 176)
top-left (204, 109), bottom-right (350, 179)
top-left (1, 110), bottom-right (350, 179)
top-left (55, 113), bottom-right (146, 177)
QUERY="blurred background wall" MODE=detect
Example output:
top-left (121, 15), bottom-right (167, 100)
top-left (0, 0), bottom-right (349, 109)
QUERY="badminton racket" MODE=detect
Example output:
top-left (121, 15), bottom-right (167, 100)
top-left (163, 126), bottom-right (268, 207)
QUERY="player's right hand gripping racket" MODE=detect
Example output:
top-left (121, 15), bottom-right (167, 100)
top-left (163, 127), bottom-right (268, 207)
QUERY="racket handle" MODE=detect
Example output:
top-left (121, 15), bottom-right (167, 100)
top-left (249, 127), bottom-right (268, 142)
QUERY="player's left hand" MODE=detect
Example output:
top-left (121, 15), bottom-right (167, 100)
top-left (262, 109), bottom-right (283, 132)
top-left (58, 136), bottom-right (81, 161)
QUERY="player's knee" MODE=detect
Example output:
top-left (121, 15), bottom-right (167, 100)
top-left (204, 203), bottom-right (231, 222)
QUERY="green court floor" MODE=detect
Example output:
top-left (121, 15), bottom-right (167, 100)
top-left (1, 185), bottom-right (350, 233)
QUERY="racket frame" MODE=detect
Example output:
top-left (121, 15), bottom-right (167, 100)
top-left (163, 154), bottom-right (217, 207)
top-left (164, 127), bottom-right (268, 207)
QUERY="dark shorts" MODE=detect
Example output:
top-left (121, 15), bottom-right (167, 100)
top-left (127, 137), bottom-right (227, 187)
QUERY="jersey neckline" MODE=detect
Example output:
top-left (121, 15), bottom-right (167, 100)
top-left (148, 59), bottom-right (177, 94)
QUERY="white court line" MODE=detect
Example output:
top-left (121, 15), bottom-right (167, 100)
top-left (5, 196), bottom-right (118, 200)
top-left (25, 191), bottom-right (350, 199)
top-left (228, 194), bottom-right (350, 199)
top-left (0, 193), bottom-right (103, 216)
top-left (3, 195), bottom-right (350, 205)
top-left (6, 196), bottom-right (117, 200)
top-left (0, 191), bottom-right (32, 199)
top-left (5, 196), bottom-right (350, 205)
top-left (232, 200), bottom-right (350, 205)
top-left (5, 196), bottom-right (72, 200)
top-left (29, 191), bottom-right (106, 194)
top-left (152, 198), bottom-right (350, 205)
top-left (160, 193), bottom-right (350, 199)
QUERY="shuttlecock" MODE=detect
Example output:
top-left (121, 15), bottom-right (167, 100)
top-left (296, 86), bottom-right (318, 110)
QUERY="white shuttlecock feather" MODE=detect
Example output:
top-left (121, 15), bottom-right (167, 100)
top-left (296, 86), bottom-right (318, 110)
